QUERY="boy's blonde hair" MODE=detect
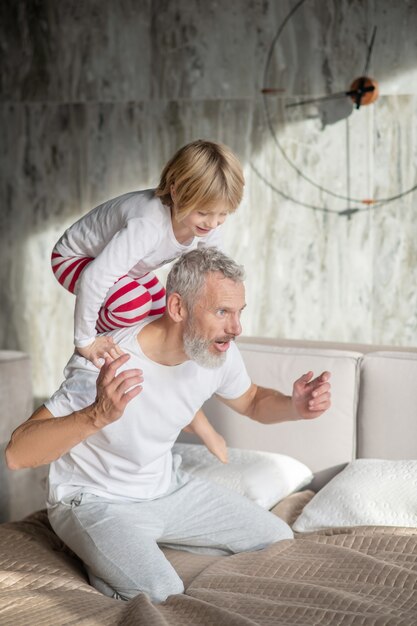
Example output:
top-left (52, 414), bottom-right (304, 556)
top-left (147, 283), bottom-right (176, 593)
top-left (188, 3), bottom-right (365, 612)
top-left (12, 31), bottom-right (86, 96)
top-left (155, 140), bottom-right (244, 218)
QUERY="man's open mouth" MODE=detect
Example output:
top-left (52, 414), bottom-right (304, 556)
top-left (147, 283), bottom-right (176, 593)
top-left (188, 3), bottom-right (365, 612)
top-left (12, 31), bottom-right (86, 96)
top-left (214, 338), bottom-right (233, 352)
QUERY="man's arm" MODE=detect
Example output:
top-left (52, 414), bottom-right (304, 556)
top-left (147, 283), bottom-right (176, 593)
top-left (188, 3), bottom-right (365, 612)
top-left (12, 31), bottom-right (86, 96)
top-left (5, 355), bottom-right (143, 470)
top-left (218, 371), bottom-right (331, 424)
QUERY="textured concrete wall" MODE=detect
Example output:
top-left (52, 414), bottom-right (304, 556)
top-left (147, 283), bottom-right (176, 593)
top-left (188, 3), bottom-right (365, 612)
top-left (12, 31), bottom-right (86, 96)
top-left (1, 0), bottom-right (416, 398)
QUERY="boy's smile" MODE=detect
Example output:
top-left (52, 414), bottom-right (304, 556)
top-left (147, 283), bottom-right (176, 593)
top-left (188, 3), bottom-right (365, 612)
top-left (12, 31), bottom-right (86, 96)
top-left (172, 206), bottom-right (229, 243)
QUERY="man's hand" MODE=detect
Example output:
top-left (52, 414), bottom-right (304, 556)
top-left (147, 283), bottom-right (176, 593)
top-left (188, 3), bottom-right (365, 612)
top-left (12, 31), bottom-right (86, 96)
top-left (292, 371), bottom-right (331, 420)
top-left (90, 354), bottom-right (143, 428)
top-left (77, 336), bottom-right (125, 369)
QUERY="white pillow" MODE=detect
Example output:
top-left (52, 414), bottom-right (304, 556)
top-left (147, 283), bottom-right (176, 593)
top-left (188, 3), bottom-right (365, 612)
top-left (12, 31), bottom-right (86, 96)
top-left (293, 459), bottom-right (417, 532)
top-left (172, 443), bottom-right (313, 509)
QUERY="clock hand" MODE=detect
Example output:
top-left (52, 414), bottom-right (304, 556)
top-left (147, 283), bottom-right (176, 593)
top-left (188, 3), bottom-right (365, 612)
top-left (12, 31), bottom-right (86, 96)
top-left (264, 27), bottom-right (378, 110)
top-left (352, 77), bottom-right (367, 109)
top-left (284, 91), bottom-right (349, 108)
top-left (284, 77), bottom-right (378, 109)
top-left (352, 27), bottom-right (377, 109)
top-left (362, 26), bottom-right (377, 78)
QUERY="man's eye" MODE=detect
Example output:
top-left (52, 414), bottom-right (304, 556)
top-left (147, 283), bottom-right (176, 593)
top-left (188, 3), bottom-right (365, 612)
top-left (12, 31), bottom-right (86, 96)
top-left (198, 211), bottom-right (208, 216)
top-left (217, 309), bottom-right (226, 316)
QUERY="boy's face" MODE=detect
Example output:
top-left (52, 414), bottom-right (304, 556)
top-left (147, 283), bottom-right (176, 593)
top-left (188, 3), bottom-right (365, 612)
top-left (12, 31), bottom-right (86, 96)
top-left (179, 205), bottom-right (229, 238)
top-left (169, 183), bottom-right (231, 238)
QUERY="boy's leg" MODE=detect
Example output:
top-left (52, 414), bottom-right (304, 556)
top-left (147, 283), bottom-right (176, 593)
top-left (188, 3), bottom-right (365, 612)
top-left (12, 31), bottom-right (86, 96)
top-left (48, 493), bottom-right (184, 603)
top-left (51, 252), bottom-right (93, 294)
top-left (96, 272), bottom-right (165, 332)
top-left (135, 272), bottom-right (166, 317)
top-left (95, 276), bottom-right (154, 332)
top-left (50, 252), bottom-right (166, 332)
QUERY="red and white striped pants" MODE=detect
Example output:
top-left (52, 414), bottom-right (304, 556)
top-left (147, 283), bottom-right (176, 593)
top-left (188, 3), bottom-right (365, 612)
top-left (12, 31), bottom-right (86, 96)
top-left (51, 252), bottom-right (166, 334)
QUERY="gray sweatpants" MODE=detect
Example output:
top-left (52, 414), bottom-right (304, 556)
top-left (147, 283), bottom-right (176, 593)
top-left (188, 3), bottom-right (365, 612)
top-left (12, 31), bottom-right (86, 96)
top-left (48, 473), bottom-right (293, 603)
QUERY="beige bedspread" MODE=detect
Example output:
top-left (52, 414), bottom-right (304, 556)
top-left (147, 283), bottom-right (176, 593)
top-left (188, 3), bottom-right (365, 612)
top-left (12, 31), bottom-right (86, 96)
top-left (1, 492), bottom-right (417, 626)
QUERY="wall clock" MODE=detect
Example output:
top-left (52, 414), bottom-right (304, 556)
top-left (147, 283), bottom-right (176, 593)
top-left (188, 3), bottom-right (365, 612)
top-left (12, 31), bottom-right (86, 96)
top-left (254, 0), bottom-right (417, 218)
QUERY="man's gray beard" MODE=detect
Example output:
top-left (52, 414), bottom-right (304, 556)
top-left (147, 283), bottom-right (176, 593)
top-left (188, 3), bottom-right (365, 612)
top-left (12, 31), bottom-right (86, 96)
top-left (183, 326), bottom-right (227, 369)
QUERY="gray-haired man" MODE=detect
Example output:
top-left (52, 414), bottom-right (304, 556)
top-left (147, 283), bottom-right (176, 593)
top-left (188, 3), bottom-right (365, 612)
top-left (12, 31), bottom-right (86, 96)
top-left (6, 247), bottom-right (331, 603)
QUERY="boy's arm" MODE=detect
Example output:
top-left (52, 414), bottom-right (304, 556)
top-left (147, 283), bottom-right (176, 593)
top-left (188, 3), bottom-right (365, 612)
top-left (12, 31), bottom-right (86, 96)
top-left (77, 335), bottom-right (125, 369)
top-left (5, 355), bottom-right (143, 470)
top-left (184, 409), bottom-right (228, 463)
top-left (74, 218), bottom-right (159, 351)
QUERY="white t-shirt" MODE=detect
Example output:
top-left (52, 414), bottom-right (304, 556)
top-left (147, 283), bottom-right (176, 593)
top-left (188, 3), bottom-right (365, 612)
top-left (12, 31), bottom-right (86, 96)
top-left (53, 189), bottom-right (223, 348)
top-left (45, 322), bottom-right (251, 507)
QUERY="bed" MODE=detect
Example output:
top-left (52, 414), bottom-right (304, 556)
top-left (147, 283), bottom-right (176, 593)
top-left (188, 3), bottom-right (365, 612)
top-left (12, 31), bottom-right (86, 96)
top-left (1, 338), bottom-right (417, 625)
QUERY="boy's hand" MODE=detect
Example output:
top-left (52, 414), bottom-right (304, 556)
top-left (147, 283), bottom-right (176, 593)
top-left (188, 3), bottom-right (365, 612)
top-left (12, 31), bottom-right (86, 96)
top-left (77, 336), bottom-right (125, 368)
top-left (205, 431), bottom-right (228, 464)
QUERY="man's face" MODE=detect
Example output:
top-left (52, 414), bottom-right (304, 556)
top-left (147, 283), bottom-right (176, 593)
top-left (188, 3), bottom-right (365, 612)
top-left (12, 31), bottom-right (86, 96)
top-left (183, 272), bottom-right (246, 368)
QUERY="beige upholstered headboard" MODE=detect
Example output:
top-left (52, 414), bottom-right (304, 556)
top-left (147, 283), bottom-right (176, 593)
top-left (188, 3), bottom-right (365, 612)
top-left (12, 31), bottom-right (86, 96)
top-left (357, 351), bottom-right (417, 459)
top-left (2, 338), bottom-right (417, 521)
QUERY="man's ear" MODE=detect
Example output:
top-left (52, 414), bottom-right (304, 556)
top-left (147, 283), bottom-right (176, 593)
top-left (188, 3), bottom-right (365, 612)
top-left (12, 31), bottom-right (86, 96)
top-left (166, 292), bottom-right (187, 323)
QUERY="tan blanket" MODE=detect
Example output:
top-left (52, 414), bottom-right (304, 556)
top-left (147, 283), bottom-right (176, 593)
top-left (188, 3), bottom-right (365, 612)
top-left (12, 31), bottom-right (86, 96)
top-left (1, 494), bottom-right (417, 625)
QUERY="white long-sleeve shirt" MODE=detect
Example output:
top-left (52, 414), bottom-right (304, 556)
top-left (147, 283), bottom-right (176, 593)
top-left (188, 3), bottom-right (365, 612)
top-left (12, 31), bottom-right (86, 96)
top-left (53, 189), bottom-right (223, 347)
